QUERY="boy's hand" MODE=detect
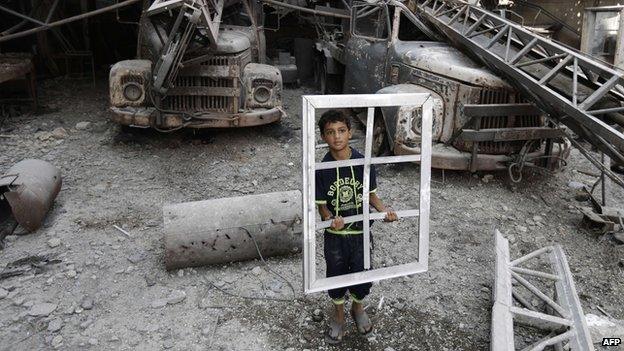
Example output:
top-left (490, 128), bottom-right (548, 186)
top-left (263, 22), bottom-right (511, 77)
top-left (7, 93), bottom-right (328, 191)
top-left (330, 216), bottom-right (345, 230)
top-left (384, 208), bottom-right (398, 222)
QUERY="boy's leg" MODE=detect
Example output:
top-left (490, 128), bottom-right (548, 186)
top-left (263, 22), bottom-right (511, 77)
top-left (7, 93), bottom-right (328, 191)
top-left (346, 234), bottom-right (373, 334)
top-left (324, 233), bottom-right (349, 318)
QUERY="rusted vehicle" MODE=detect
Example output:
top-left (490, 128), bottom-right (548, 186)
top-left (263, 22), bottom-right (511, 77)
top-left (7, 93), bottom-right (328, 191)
top-left (109, 0), bottom-right (283, 130)
top-left (314, 1), bottom-right (569, 172)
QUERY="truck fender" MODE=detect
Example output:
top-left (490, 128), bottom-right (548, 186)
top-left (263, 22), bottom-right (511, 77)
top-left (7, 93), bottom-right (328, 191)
top-left (375, 84), bottom-right (445, 148)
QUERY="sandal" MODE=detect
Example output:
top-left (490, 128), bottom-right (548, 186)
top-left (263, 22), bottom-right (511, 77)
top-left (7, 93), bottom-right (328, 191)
top-left (350, 308), bottom-right (373, 335)
top-left (325, 319), bottom-right (345, 344)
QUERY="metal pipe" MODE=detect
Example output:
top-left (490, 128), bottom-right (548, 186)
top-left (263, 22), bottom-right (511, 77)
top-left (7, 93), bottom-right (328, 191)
top-left (587, 106), bottom-right (624, 115)
top-left (511, 266), bottom-right (560, 281)
top-left (511, 271), bottom-right (568, 318)
top-left (46, 0), bottom-right (61, 24)
top-left (515, 53), bottom-right (568, 68)
top-left (0, 0), bottom-right (141, 43)
top-left (260, 0), bottom-right (349, 19)
top-left (510, 246), bottom-right (551, 266)
top-left (0, 5), bottom-right (46, 26)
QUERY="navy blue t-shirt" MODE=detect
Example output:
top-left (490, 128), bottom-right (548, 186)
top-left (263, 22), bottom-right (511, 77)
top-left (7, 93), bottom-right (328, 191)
top-left (315, 147), bottom-right (377, 234)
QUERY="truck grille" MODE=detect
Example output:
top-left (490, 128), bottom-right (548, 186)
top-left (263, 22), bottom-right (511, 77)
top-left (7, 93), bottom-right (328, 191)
top-left (475, 89), bottom-right (542, 154)
top-left (162, 51), bottom-right (250, 113)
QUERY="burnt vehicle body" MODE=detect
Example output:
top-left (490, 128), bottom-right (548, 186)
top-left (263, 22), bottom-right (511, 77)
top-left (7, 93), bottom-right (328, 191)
top-left (109, 0), bottom-right (283, 130)
top-left (315, 1), bottom-right (569, 171)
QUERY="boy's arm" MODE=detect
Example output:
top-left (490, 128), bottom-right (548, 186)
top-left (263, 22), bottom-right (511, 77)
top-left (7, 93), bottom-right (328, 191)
top-left (369, 193), bottom-right (398, 222)
top-left (317, 204), bottom-right (345, 230)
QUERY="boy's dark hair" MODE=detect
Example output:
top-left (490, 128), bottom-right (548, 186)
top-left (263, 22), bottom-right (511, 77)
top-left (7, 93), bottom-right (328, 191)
top-left (318, 110), bottom-right (351, 134)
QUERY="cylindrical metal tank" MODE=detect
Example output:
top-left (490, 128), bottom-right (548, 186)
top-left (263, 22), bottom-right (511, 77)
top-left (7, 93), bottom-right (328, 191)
top-left (163, 190), bottom-right (302, 269)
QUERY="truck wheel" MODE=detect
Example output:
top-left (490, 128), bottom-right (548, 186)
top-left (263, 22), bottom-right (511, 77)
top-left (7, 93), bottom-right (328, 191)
top-left (373, 110), bottom-right (391, 156)
top-left (315, 58), bottom-right (342, 94)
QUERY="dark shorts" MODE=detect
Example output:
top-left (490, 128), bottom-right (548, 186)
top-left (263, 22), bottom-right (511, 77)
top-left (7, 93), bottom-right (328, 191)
top-left (324, 231), bottom-right (372, 302)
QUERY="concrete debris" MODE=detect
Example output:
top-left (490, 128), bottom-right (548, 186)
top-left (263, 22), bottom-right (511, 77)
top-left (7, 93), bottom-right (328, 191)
top-left (51, 335), bottom-right (63, 348)
top-left (66, 270), bottom-right (77, 278)
top-left (151, 299), bottom-right (168, 309)
top-left (585, 314), bottom-right (624, 344)
top-left (81, 297), bottom-right (94, 310)
top-left (47, 318), bottom-right (63, 332)
top-left (251, 266), bottom-right (262, 276)
top-left (75, 122), bottom-right (91, 130)
top-left (167, 290), bottom-right (186, 304)
top-left (51, 127), bottom-right (68, 139)
top-left (568, 181), bottom-right (586, 189)
top-left (47, 238), bottom-right (61, 248)
top-left (28, 302), bottom-right (57, 316)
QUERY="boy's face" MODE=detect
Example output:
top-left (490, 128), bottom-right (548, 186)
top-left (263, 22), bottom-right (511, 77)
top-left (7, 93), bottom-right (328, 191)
top-left (321, 121), bottom-right (352, 152)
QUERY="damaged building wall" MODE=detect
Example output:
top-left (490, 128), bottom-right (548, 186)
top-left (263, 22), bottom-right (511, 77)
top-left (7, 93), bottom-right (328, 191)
top-left (510, 0), bottom-right (622, 47)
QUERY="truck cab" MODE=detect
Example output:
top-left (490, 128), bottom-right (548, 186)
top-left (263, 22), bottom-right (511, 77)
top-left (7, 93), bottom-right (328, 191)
top-left (109, 0), bottom-right (283, 130)
top-left (316, 1), bottom-right (569, 172)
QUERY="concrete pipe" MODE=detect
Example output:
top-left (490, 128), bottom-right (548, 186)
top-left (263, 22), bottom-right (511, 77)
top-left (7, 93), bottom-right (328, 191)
top-left (163, 190), bottom-right (302, 269)
top-left (0, 159), bottom-right (62, 233)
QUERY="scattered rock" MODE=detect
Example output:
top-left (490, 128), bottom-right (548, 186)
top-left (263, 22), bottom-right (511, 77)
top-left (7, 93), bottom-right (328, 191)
top-left (167, 290), bottom-right (186, 305)
top-left (28, 302), bottom-right (57, 317)
top-left (51, 335), bottom-right (63, 348)
top-left (251, 266), bottom-right (263, 276)
top-left (66, 270), bottom-right (77, 278)
top-left (385, 348), bottom-right (397, 351)
top-left (482, 174), bottom-right (494, 183)
top-left (127, 252), bottom-right (146, 264)
top-left (613, 232), bottom-right (624, 244)
top-left (75, 122), bottom-right (91, 130)
top-left (145, 275), bottom-right (156, 287)
top-left (201, 326), bottom-right (212, 336)
top-left (47, 238), bottom-right (61, 248)
top-left (47, 318), bottom-right (63, 332)
top-left (575, 190), bottom-right (591, 202)
top-left (312, 309), bottom-right (323, 322)
top-left (532, 215), bottom-right (543, 223)
top-left (177, 269), bottom-right (184, 278)
top-left (502, 205), bottom-right (509, 212)
top-left (88, 338), bottom-right (98, 346)
top-left (81, 297), bottom-right (94, 310)
top-left (80, 318), bottom-right (93, 329)
top-left (151, 299), bottom-right (168, 309)
top-left (0, 288), bottom-right (7, 299)
top-left (567, 181), bottom-right (585, 190)
top-left (516, 225), bottom-right (528, 233)
top-left (51, 127), bottom-right (68, 139)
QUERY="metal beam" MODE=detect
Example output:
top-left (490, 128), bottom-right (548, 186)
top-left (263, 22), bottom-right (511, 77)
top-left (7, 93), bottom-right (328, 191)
top-left (0, 0), bottom-right (141, 43)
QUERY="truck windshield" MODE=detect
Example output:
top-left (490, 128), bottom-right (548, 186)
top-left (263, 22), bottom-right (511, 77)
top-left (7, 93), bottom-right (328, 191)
top-left (398, 10), bottom-right (432, 41)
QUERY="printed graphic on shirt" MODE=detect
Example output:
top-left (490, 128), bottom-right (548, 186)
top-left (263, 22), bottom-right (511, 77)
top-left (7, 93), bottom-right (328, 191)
top-left (328, 176), bottom-right (364, 212)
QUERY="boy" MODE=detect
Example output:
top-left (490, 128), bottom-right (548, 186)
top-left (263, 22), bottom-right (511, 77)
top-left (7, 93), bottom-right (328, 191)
top-left (315, 110), bottom-right (397, 344)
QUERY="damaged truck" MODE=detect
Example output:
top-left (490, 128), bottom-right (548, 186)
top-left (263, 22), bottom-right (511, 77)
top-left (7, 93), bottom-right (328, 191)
top-left (312, 0), bottom-right (569, 172)
top-left (109, 0), bottom-right (283, 131)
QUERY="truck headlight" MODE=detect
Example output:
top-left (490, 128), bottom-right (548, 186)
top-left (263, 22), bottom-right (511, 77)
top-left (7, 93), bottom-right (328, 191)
top-left (253, 86), bottom-right (271, 103)
top-left (109, 60), bottom-right (151, 107)
top-left (123, 82), bottom-right (143, 102)
top-left (243, 63), bottom-right (282, 109)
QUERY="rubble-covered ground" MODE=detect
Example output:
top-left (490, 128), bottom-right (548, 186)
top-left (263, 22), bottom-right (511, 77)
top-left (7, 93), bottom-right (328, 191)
top-left (0, 78), bottom-right (623, 350)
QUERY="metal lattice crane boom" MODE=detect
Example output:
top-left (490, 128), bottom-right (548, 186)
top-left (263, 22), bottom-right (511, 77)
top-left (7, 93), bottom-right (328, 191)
top-left (413, 0), bottom-right (624, 171)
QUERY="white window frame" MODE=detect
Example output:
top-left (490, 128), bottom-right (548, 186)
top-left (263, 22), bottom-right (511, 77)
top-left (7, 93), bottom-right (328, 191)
top-left (302, 93), bottom-right (433, 294)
